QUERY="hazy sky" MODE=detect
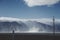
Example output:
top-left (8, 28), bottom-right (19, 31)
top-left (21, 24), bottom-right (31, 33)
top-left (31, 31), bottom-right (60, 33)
top-left (0, 0), bottom-right (60, 18)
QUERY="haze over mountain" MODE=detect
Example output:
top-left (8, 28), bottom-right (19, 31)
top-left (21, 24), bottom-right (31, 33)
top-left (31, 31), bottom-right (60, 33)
top-left (0, 17), bottom-right (60, 33)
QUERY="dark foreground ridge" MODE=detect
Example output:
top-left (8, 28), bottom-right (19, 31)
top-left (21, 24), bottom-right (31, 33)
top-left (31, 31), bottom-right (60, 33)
top-left (0, 33), bottom-right (60, 40)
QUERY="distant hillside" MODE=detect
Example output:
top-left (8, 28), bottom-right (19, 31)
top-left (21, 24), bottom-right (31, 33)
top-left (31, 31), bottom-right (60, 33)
top-left (0, 17), bottom-right (60, 33)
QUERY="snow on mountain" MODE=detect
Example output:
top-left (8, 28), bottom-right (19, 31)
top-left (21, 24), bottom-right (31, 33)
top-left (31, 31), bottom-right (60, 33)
top-left (0, 17), bottom-right (60, 33)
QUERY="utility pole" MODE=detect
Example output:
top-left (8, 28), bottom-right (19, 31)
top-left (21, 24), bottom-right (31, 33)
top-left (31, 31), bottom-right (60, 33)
top-left (12, 30), bottom-right (14, 40)
top-left (11, 24), bottom-right (15, 40)
top-left (53, 16), bottom-right (55, 36)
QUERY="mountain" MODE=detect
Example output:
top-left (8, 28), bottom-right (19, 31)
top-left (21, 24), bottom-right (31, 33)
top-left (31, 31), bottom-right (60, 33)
top-left (0, 17), bottom-right (60, 33)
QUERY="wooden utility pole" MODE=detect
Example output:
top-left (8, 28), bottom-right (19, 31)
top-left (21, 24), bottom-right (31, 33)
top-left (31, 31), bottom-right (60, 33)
top-left (12, 30), bottom-right (15, 40)
top-left (53, 16), bottom-right (55, 36)
top-left (11, 24), bottom-right (15, 40)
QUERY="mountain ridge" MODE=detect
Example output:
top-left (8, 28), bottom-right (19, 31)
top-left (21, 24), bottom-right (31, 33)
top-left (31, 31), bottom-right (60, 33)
top-left (0, 17), bottom-right (60, 33)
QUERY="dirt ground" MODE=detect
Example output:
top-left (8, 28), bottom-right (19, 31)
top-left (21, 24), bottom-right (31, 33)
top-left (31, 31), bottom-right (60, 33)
top-left (0, 33), bottom-right (60, 40)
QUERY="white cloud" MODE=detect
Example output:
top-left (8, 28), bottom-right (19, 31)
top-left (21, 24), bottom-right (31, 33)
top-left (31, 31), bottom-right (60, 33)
top-left (24, 0), bottom-right (60, 7)
top-left (0, 17), bottom-right (60, 24)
